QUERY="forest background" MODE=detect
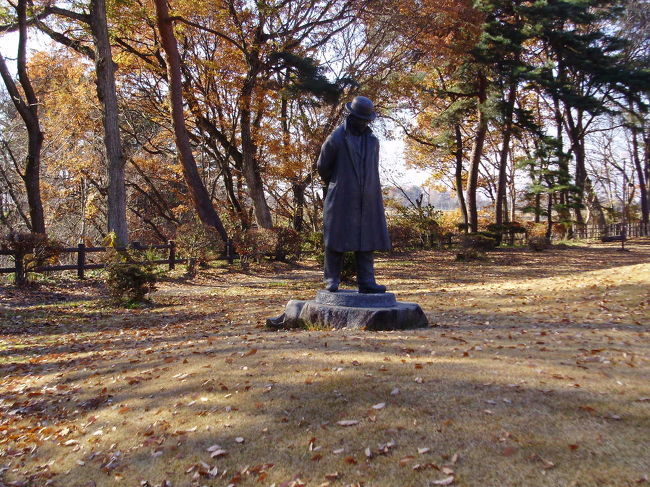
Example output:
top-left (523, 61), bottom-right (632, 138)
top-left (0, 0), bottom-right (649, 260)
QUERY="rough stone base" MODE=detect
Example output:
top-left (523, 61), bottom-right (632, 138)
top-left (267, 290), bottom-right (428, 331)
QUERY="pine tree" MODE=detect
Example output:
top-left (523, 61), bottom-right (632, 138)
top-left (520, 0), bottom-right (647, 225)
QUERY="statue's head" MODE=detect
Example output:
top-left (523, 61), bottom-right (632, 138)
top-left (345, 96), bottom-right (377, 121)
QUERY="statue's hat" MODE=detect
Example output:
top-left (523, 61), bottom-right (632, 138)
top-left (345, 96), bottom-right (377, 121)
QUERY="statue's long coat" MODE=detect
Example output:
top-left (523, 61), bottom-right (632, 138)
top-left (317, 123), bottom-right (391, 252)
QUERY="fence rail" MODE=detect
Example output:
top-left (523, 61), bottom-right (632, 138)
top-left (571, 222), bottom-right (650, 240)
top-left (0, 240), bottom-right (236, 282)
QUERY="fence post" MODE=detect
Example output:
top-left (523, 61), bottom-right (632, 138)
top-left (77, 243), bottom-right (86, 279)
top-left (14, 251), bottom-right (25, 286)
top-left (168, 240), bottom-right (176, 270)
top-left (226, 238), bottom-right (234, 265)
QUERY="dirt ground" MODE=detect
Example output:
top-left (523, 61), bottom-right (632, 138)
top-left (1, 239), bottom-right (649, 487)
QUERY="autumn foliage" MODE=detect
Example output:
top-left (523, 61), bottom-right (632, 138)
top-left (0, 0), bottom-right (648, 261)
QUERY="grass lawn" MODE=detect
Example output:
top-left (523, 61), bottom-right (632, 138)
top-left (1, 239), bottom-right (649, 487)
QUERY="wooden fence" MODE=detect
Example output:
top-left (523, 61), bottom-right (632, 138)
top-left (571, 222), bottom-right (650, 240)
top-left (0, 240), bottom-right (236, 282)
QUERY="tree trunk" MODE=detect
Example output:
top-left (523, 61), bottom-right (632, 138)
top-left (454, 124), bottom-right (469, 229)
top-left (496, 81), bottom-right (516, 227)
top-left (565, 107), bottom-right (586, 224)
top-left (552, 94), bottom-right (572, 229)
top-left (292, 181), bottom-right (306, 232)
top-left (153, 0), bottom-right (228, 243)
top-left (545, 183), bottom-right (553, 241)
top-left (466, 72), bottom-right (488, 233)
top-left (584, 177), bottom-right (606, 226)
top-left (24, 130), bottom-right (45, 234)
top-left (641, 112), bottom-right (650, 193)
top-left (629, 101), bottom-right (649, 224)
top-left (0, 0), bottom-right (46, 234)
top-left (89, 0), bottom-right (128, 246)
top-left (240, 70), bottom-right (273, 228)
top-left (639, 108), bottom-right (650, 236)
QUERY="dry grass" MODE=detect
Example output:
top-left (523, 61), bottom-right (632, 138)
top-left (1, 239), bottom-right (649, 487)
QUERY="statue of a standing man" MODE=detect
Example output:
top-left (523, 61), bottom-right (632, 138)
top-left (317, 96), bottom-right (391, 293)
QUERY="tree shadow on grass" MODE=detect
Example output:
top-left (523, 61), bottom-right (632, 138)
top-left (7, 348), bottom-right (648, 486)
top-left (379, 240), bottom-right (650, 286)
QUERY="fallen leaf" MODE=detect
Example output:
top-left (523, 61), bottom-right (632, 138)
top-left (399, 455), bottom-right (415, 466)
top-left (604, 414), bottom-right (622, 420)
top-left (530, 454), bottom-right (555, 470)
top-left (337, 420), bottom-right (359, 427)
top-left (432, 476), bottom-right (455, 485)
top-left (372, 402), bottom-right (386, 410)
top-left (502, 447), bottom-right (517, 457)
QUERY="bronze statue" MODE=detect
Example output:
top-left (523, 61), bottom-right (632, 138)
top-left (317, 96), bottom-right (391, 293)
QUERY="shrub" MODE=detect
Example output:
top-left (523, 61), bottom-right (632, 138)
top-left (105, 260), bottom-right (157, 305)
top-left (506, 221), bottom-right (526, 235)
top-left (486, 223), bottom-right (506, 245)
top-left (232, 227), bottom-right (302, 264)
top-left (455, 248), bottom-right (486, 261)
top-left (525, 222), bottom-right (547, 238)
top-left (302, 232), bottom-right (323, 254)
top-left (102, 246), bottom-right (157, 305)
top-left (552, 222), bottom-right (570, 240)
top-left (388, 224), bottom-right (421, 251)
top-left (272, 227), bottom-right (302, 261)
top-left (385, 196), bottom-right (442, 249)
top-left (436, 208), bottom-right (464, 235)
top-left (461, 232), bottom-right (498, 252)
top-left (233, 228), bottom-right (277, 265)
top-left (0, 232), bottom-right (63, 286)
top-left (528, 235), bottom-right (549, 252)
top-left (487, 222), bottom-right (527, 245)
top-left (175, 219), bottom-right (224, 276)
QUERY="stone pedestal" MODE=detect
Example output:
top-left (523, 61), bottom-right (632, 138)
top-left (267, 290), bottom-right (428, 331)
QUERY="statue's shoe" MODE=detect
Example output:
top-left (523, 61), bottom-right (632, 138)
top-left (325, 281), bottom-right (339, 292)
top-left (358, 283), bottom-right (386, 294)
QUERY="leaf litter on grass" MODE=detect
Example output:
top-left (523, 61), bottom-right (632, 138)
top-left (0, 241), bottom-right (649, 486)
